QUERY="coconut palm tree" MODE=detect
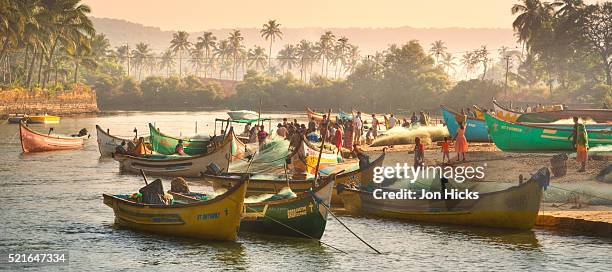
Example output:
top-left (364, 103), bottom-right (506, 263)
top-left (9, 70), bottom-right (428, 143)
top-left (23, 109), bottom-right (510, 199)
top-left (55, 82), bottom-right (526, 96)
top-left (334, 37), bottom-right (350, 78)
top-left (214, 39), bottom-right (231, 79)
top-left (159, 49), bottom-right (175, 77)
top-left (461, 52), bottom-right (476, 79)
top-left (115, 45), bottom-right (130, 75)
top-left (247, 46), bottom-right (268, 72)
top-left (131, 42), bottom-right (152, 81)
top-left (441, 53), bottom-right (456, 75)
top-left (343, 44), bottom-right (360, 75)
top-left (228, 30), bottom-right (244, 80)
top-left (296, 40), bottom-right (316, 81)
top-left (189, 43), bottom-right (204, 77)
top-left (429, 40), bottom-right (447, 64)
top-left (170, 31), bottom-right (191, 78)
top-left (260, 19), bottom-right (282, 71)
top-left (277, 44), bottom-right (298, 74)
top-left (511, 0), bottom-right (552, 51)
top-left (318, 31), bottom-right (335, 77)
top-left (65, 31), bottom-right (96, 83)
top-left (196, 32), bottom-right (216, 78)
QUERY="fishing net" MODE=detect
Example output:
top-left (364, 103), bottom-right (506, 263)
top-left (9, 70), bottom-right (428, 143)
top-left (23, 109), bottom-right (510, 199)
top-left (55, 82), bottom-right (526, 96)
top-left (244, 187), bottom-right (297, 203)
top-left (370, 125), bottom-right (450, 147)
top-left (228, 135), bottom-right (290, 174)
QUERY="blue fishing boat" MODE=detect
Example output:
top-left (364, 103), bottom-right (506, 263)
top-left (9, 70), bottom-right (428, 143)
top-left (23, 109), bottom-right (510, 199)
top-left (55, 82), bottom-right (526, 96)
top-left (441, 106), bottom-right (491, 142)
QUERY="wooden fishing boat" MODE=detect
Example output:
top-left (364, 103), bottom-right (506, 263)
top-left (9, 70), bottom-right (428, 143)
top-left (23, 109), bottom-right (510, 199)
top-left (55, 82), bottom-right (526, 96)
top-left (113, 129), bottom-right (234, 177)
top-left (338, 167), bottom-right (550, 230)
top-left (19, 122), bottom-right (87, 153)
top-left (493, 99), bottom-right (612, 123)
top-left (306, 107), bottom-right (337, 123)
top-left (484, 112), bottom-right (612, 151)
top-left (227, 110), bottom-right (258, 120)
top-left (204, 151), bottom-right (385, 205)
top-left (172, 178), bottom-right (334, 239)
top-left (149, 123), bottom-right (209, 155)
top-left (440, 106), bottom-right (490, 142)
top-left (96, 125), bottom-right (134, 157)
top-left (103, 180), bottom-right (247, 241)
top-left (7, 114), bottom-right (28, 124)
top-left (27, 114), bottom-right (61, 124)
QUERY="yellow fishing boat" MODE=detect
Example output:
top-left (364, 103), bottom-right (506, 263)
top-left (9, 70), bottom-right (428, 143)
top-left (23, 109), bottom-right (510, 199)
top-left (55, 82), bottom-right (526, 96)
top-left (103, 180), bottom-right (247, 241)
top-left (27, 114), bottom-right (61, 124)
top-left (338, 168), bottom-right (549, 230)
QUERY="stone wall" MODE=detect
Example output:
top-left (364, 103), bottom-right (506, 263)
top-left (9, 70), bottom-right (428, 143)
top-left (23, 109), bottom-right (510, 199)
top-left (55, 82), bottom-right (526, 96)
top-left (0, 87), bottom-right (99, 118)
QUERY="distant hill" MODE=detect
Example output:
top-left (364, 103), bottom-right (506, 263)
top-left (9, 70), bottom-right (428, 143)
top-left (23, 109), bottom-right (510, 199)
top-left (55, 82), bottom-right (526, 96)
top-left (91, 17), bottom-right (518, 56)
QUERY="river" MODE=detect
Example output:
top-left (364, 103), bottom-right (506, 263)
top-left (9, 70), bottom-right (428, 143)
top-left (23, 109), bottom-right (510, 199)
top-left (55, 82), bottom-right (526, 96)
top-left (0, 111), bottom-right (610, 271)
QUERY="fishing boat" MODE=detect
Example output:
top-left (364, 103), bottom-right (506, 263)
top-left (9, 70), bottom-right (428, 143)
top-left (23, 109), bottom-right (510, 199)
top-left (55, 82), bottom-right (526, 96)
top-left (484, 112), bottom-right (612, 151)
top-left (149, 123), bottom-right (209, 155)
top-left (172, 178), bottom-right (334, 239)
top-left (306, 107), bottom-right (337, 123)
top-left (103, 180), bottom-right (247, 241)
top-left (7, 114), bottom-right (28, 124)
top-left (27, 114), bottom-right (61, 124)
top-left (96, 125), bottom-right (134, 157)
top-left (204, 151), bottom-right (385, 205)
top-left (493, 99), bottom-right (612, 123)
top-left (440, 106), bottom-right (490, 142)
top-left (227, 110), bottom-right (258, 120)
top-left (113, 129), bottom-right (234, 177)
top-left (19, 122), bottom-right (88, 153)
top-left (338, 167), bottom-right (550, 230)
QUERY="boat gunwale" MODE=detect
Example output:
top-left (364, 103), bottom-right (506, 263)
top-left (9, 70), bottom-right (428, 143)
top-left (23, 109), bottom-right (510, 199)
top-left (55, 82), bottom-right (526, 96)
top-left (485, 112), bottom-right (612, 134)
top-left (440, 105), bottom-right (481, 122)
top-left (103, 179), bottom-right (246, 208)
top-left (20, 122), bottom-right (87, 141)
top-left (96, 125), bottom-right (130, 142)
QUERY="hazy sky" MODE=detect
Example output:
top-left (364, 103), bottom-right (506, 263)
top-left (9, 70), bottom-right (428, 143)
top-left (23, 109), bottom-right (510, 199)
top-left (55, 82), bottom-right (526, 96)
top-left (80, 0), bottom-right (555, 31)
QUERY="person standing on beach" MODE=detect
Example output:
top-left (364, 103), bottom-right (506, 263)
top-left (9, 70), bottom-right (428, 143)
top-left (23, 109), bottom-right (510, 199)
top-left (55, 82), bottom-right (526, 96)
top-left (388, 114), bottom-right (397, 129)
top-left (569, 116), bottom-right (580, 149)
top-left (453, 122), bottom-right (468, 161)
top-left (574, 124), bottom-right (589, 172)
top-left (414, 137), bottom-right (425, 168)
top-left (371, 114), bottom-right (379, 138)
top-left (257, 125), bottom-right (268, 146)
top-left (334, 124), bottom-right (343, 155)
top-left (441, 136), bottom-right (450, 164)
top-left (354, 111), bottom-right (363, 144)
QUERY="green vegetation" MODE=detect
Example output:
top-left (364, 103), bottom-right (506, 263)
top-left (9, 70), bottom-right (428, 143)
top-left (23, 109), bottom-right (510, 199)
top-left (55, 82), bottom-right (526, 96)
top-left (0, 0), bottom-right (610, 112)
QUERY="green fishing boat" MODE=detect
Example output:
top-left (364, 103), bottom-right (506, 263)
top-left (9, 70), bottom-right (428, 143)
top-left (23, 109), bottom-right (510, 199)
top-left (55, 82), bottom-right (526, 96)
top-left (148, 123), bottom-right (209, 155)
top-left (484, 112), bottom-right (612, 151)
top-left (171, 178), bottom-right (334, 239)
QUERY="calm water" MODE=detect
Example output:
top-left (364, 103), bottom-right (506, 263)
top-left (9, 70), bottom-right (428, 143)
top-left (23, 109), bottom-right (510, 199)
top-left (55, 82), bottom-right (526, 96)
top-left (0, 111), bottom-right (610, 271)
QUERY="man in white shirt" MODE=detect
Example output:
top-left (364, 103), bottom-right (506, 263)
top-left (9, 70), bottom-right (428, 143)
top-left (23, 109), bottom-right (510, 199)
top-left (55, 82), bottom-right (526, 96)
top-left (353, 111), bottom-right (363, 144)
top-left (371, 114), bottom-right (379, 138)
top-left (389, 114), bottom-right (396, 128)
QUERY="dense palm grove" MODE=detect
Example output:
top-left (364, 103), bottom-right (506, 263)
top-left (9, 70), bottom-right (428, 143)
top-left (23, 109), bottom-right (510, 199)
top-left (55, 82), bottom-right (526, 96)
top-left (0, 0), bottom-right (610, 111)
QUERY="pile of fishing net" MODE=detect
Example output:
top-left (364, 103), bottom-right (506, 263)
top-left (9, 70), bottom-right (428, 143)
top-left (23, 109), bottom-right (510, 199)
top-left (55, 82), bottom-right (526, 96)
top-left (370, 125), bottom-right (450, 147)
top-left (244, 187), bottom-right (297, 203)
top-left (229, 135), bottom-right (290, 174)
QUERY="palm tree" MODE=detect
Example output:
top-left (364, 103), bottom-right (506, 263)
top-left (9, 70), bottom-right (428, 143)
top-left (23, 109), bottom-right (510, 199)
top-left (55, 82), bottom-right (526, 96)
top-left (196, 32), bottom-right (216, 78)
top-left (343, 45), bottom-right (360, 75)
top-left (159, 49), bottom-right (175, 77)
top-left (170, 31), bottom-right (191, 78)
top-left (131, 42), bottom-right (152, 81)
top-left (213, 39), bottom-right (231, 78)
top-left (39, 0), bottom-right (95, 89)
top-left (247, 46), bottom-right (268, 72)
top-left (441, 53), bottom-right (456, 75)
top-left (476, 46), bottom-right (490, 80)
top-left (511, 0), bottom-right (551, 51)
top-left (228, 30), bottom-right (244, 80)
top-left (65, 31), bottom-right (96, 83)
top-left (461, 52), bottom-right (476, 79)
top-left (334, 37), bottom-right (350, 78)
top-left (318, 31), bottom-right (335, 77)
top-left (277, 44), bottom-right (298, 74)
top-left (189, 43), bottom-right (204, 77)
top-left (115, 45), bottom-right (130, 75)
top-left (429, 40), bottom-right (447, 64)
top-left (296, 40), bottom-right (316, 81)
top-left (260, 19), bottom-right (282, 71)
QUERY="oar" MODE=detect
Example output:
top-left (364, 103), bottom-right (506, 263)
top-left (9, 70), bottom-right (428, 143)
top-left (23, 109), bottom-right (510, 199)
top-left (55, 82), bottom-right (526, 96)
top-left (310, 182), bottom-right (381, 254)
top-left (139, 169), bottom-right (149, 185)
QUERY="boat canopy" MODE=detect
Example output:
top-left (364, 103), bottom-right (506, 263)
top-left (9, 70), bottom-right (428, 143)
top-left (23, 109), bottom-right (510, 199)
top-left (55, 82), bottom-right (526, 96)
top-left (214, 118), bottom-right (271, 124)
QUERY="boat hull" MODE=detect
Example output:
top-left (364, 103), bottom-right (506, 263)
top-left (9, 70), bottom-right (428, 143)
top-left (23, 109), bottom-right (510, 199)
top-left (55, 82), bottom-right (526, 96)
top-left (103, 181), bottom-right (247, 241)
top-left (113, 131), bottom-right (234, 177)
top-left (306, 107), bottom-right (337, 123)
top-left (441, 106), bottom-right (490, 142)
top-left (484, 112), bottom-right (612, 151)
top-left (19, 123), bottom-right (85, 153)
top-left (28, 115), bottom-right (60, 124)
top-left (227, 110), bottom-right (258, 120)
top-left (339, 168), bottom-right (549, 230)
top-left (96, 125), bottom-right (132, 157)
top-left (493, 99), bottom-right (612, 123)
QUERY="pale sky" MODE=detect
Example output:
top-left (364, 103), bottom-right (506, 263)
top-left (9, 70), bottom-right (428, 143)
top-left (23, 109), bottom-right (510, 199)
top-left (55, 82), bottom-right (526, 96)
top-left (80, 0), bottom-right (554, 31)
